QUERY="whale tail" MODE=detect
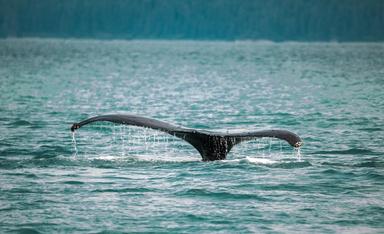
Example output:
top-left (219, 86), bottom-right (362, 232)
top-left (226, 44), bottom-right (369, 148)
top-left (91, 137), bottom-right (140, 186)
top-left (70, 114), bottom-right (303, 161)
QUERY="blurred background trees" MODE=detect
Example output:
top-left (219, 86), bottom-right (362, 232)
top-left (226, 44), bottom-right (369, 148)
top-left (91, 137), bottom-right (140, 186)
top-left (0, 0), bottom-right (383, 41)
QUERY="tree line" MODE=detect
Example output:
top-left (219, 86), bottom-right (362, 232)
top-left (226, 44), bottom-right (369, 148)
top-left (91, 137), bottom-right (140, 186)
top-left (0, 0), bottom-right (383, 41)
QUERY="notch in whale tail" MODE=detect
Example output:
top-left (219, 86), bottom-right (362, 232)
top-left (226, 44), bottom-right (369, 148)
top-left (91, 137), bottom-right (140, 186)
top-left (70, 114), bottom-right (303, 161)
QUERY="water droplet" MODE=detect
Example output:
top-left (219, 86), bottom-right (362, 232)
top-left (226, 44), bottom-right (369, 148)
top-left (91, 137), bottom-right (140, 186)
top-left (72, 131), bottom-right (78, 156)
top-left (294, 147), bottom-right (302, 161)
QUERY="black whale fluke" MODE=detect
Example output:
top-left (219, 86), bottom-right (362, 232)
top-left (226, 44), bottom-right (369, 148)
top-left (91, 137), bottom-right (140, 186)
top-left (70, 114), bottom-right (303, 161)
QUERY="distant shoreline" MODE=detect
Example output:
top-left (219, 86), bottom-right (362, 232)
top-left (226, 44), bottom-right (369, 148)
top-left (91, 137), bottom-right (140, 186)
top-left (1, 37), bottom-right (384, 44)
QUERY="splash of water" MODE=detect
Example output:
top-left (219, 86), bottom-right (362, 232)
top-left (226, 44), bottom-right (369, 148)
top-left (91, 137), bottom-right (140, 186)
top-left (71, 124), bottom-right (302, 162)
top-left (120, 125), bottom-right (125, 156)
top-left (294, 147), bottom-right (302, 161)
top-left (71, 131), bottom-right (78, 156)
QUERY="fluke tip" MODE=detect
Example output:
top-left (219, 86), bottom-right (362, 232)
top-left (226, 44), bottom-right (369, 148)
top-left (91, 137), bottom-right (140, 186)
top-left (71, 123), bottom-right (80, 132)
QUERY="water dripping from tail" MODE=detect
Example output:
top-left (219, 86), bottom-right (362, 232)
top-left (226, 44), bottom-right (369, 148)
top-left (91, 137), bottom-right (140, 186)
top-left (71, 131), bottom-right (78, 156)
top-left (70, 115), bottom-right (303, 161)
top-left (294, 147), bottom-right (302, 161)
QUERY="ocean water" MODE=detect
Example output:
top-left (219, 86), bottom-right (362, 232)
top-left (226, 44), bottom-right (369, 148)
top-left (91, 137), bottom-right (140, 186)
top-left (0, 39), bottom-right (383, 233)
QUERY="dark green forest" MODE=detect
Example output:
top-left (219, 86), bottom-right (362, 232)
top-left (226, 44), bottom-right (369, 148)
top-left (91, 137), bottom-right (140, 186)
top-left (0, 0), bottom-right (383, 41)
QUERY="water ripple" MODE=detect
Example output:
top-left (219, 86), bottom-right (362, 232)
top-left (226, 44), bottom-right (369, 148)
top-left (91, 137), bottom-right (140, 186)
top-left (1, 39), bottom-right (383, 233)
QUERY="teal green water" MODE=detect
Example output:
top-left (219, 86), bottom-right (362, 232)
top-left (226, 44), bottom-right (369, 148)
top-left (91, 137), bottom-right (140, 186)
top-left (0, 39), bottom-right (383, 233)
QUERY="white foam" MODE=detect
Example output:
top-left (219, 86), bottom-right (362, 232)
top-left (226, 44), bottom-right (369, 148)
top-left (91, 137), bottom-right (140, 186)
top-left (244, 157), bottom-right (278, 164)
top-left (221, 157), bottom-right (279, 164)
top-left (94, 155), bottom-right (120, 161)
top-left (88, 153), bottom-right (199, 163)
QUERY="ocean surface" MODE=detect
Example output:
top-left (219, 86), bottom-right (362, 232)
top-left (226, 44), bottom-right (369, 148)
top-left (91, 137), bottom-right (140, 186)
top-left (0, 39), bottom-right (383, 233)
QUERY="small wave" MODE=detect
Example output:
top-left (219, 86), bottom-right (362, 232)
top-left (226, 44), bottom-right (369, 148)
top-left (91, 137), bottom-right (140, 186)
top-left (92, 187), bottom-right (153, 193)
top-left (321, 158), bottom-right (384, 168)
top-left (6, 119), bottom-right (45, 129)
top-left (222, 156), bottom-right (311, 168)
top-left (0, 141), bottom-right (14, 147)
top-left (3, 172), bottom-right (38, 178)
top-left (320, 169), bottom-right (357, 177)
top-left (128, 153), bottom-right (200, 163)
top-left (62, 180), bottom-right (84, 185)
top-left (358, 127), bottom-right (383, 132)
top-left (321, 162), bottom-right (349, 167)
top-left (33, 145), bottom-right (72, 159)
top-left (8, 120), bottom-right (32, 127)
top-left (5, 156), bottom-right (80, 169)
top-left (58, 154), bottom-right (201, 169)
top-left (11, 228), bottom-right (41, 234)
top-left (365, 172), bottom-right (384, 180)
top-left (0, 148), bottom-right (33, 157)
top-left (314, 148), bottom-right (376, 155)
top-left (176, 188), bottom-right (270, 201)
top-left (353, 159), bottom-right (384, 168)
top-left (269, 160), bottom-right (312, 169)
top-left (6, 188), bottom-right (37, 194)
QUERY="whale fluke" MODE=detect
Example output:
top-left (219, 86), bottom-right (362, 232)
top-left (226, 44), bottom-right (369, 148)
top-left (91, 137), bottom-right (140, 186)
top-left (70, 114), bottom-right (303, 161)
